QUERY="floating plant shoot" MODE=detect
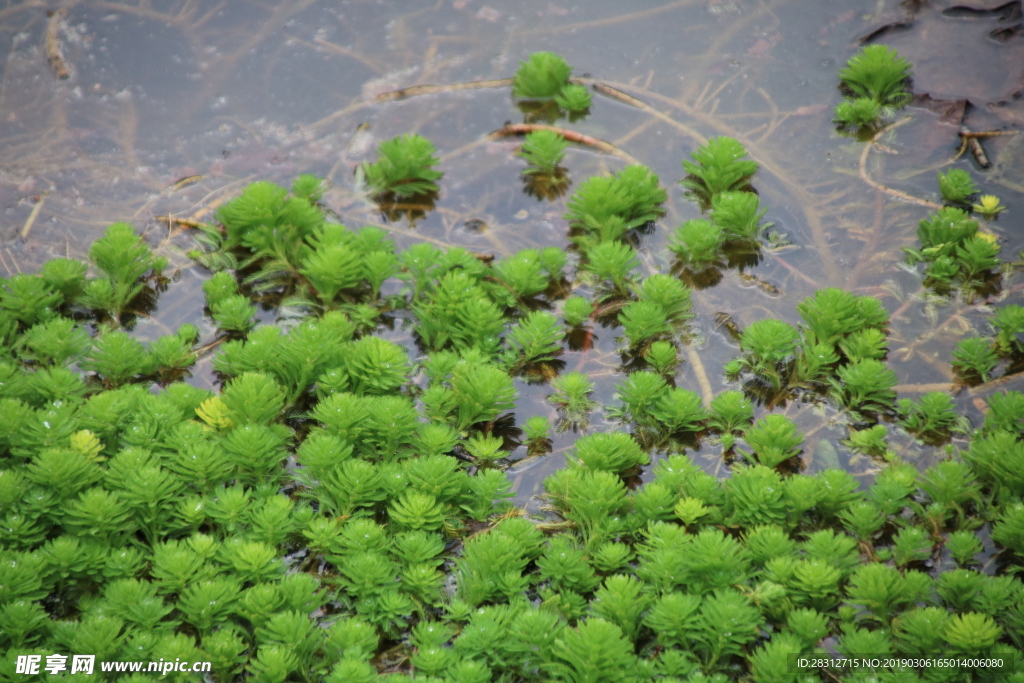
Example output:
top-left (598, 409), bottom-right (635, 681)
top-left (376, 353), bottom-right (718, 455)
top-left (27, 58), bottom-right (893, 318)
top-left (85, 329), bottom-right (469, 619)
top-left (512, 51), bottom-right (592, 120)
top-left (518, 129), bottom-right (571, 199)
top-left (834, 44), bottom-right (913, 132)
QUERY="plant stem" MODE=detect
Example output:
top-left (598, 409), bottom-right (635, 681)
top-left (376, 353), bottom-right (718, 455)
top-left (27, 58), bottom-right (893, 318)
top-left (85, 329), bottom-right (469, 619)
top-left (858, 117), bottom-right (941, 209)
top-left (488, 123), bottom-right (642, 164)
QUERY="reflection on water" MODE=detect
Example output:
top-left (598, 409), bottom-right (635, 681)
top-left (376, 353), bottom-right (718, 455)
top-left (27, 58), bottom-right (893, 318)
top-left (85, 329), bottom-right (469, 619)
top-left (1, 0), bottom-right (1022, 505)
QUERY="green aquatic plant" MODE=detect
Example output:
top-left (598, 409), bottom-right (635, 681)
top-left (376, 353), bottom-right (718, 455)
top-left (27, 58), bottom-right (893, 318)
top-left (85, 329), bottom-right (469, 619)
top-left (17, 316), bottom-right (90, 366)
top-left (569, 431), bottom-right (648, 475)
top-left (834, 45), bottom-right (912, 132)
top-left (619, 300), bottom-right (670, 348)
top-left (838, 327), bottom-right (888, 361)
top-left (708, 390), bottom-right (754, 435)
top-left (300, 241), bottom-right (364, 306)
top-left (211, 295), bottom-right (257, 334)
top-left (614, 370), bottom-right (668, 426)
top-left (562, 296), bottom-right (593, 327)
top-left (80, 331), bottom-right (154, 387)
top-left (838, 44), bottom-right (912, 108)
top-left (518, 129), bottom-right (568, 175)
top-left (843, 424), bottom-right (892, 459)
top-left (956, 234), bottom-right (1001, 280)
top-left (545, 618), bottom-right (642, 682)
top-left (668, 218), bottom-right (725, 266)
top-left (512, 52), bottom-right (590, 120)
top-left (992, 503), bottom-right (1024, 554)
top-left (522, 415), bottom-right (552, 456)
top-left (9, 79), bottom-right (1024, 681)
top-left (681, 136), bottom-right (759, 202)
top-left (650, 387), bottom-right (709, 435)
top-left (554, 83), bottom-right (592, 115)
top-left (710, 191), bottom-right (769, 241)
top-left (898, 391), bottom-right (960, 440)
top-left (512, 51), bottom-right (573, 99)
top-left (463, 433), bottom-right (506, 464)
top-left (833, 96), bottom-right (881, 130)
top-left (938, 168), bottom-right (979, 204)
top-left (726, 318), bottom-right (800, 392)
top-left (501, 310), bottom-right (563, 372)
top-left (993, 304), bottom-right (1024, 355)
top-left (361, 133), bottom-right (443, 198)
top-left (635, 274), bottom-right (693, 325)
top-left (565, 164), bottom-right (667, 246)
top-left (548, 371), bottom-right (599, 428)
top-left (413, 270), bottom-right (505, 355)
top-left (831, 358), bottom-right (898, 416)
top-left (907, 206), bottom-right (979, 271)
top-left (950, 337), bottom-right (999, 385)
top-left (645, 340), bottom-right (678, 376)
top-left (982, 390), bottom-right (1024, 435)
top-left (741, 414), bottom-right (804, 468)
top-left (796, 287), bottom-right (888, 347)
top-left (583, 241), bottom-right (639, 296)
top-left (973, 194), bottom-right (1007, 220)
top-left (84, 222), bottom-right (167, 323)
top-left (449, 362), bottom-right (517, 432)
top-left (490, 248), bottom-right (555, 305)
top-left (1, 275), bottom-right (62, 327)
top-left (202, 271), bottom-right (239, 309)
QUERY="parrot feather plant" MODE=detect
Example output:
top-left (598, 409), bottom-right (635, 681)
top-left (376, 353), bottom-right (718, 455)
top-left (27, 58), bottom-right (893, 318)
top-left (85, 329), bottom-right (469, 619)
top-left (512, 51), bottom-right (592, 121)
top-left (833, 44), bottom-right (913, 132)
top-left (6, 43), bottom-right (1024, 680)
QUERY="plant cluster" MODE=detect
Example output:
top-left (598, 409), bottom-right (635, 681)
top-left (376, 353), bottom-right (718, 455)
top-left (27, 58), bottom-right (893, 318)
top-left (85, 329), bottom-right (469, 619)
top-left (512, 52), bottom-right (592, 120)
top-left (904, 206), bottom-right (1000, 294)
top-left (361, 134), bottom-right (444, 200)
top-left (565, 164), bottom-right (667, 253)
top-left (6, 43), bottom-right (1024, 682)
top-left (724, 287), bottom-right (893, 416)
top-left (950, 302), bottom-right (1024, 385)
top-left (671, 137), bottom-right (775, 280)
top-left (938, 168), bottom-right (979, 206)
top-left (833, 44), bottom-right (913, 132)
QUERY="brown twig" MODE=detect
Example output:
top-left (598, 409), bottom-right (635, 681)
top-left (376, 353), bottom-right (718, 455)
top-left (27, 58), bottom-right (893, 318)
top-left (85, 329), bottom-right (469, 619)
top-left (488, 123), bottom-right (642, 164)
top-left (525, 0), bottom-right (697, 34)
top-left (591, 82), bottom-right (646, 108)
top-left (154, 215), bottom-right (207, 229)
top-left (19, 192), bottom-right (47, 240)
top-left (959, 130), bottom-right (1018, 139)
top-left (685, 345), bottom-right (714, 406)
top-left (286, 35), bottom-right (383, 74)
top-left (375, 78), bottom-right (513, 102)
top-left (894, 382), bottom-right (955, 394)
top-left (765, 251), bottom-right (817, 287)
top-left (169, 175), bottom-right (205, 192)
top-left (955, 127), bottom-right (1016, 167)
top-left (45, 9), bottom-right (69, 79)
top-left (968, 371), bottom-right (1024, 396)
top-left (859, 118), bottom-right (942, 209)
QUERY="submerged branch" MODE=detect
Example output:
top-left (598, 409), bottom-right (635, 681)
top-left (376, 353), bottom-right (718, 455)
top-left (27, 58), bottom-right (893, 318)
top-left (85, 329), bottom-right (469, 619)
top-left (684, 344), bottom-right (714, 406)
top-left (19, 193), bottom-right (47, 241)
top-left (488, 123), bottom-right (642, 164)
top-left (859, 118), bottom-right (942, 209)
top-left (45, 8), bottom-right (69, 80)
top-left (375, 78), bottom-right (513, 102)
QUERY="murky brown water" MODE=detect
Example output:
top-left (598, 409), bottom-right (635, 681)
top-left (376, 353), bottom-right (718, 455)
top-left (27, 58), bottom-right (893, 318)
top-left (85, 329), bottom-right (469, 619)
top-left (1, 0), bottom-right (1022, 507)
